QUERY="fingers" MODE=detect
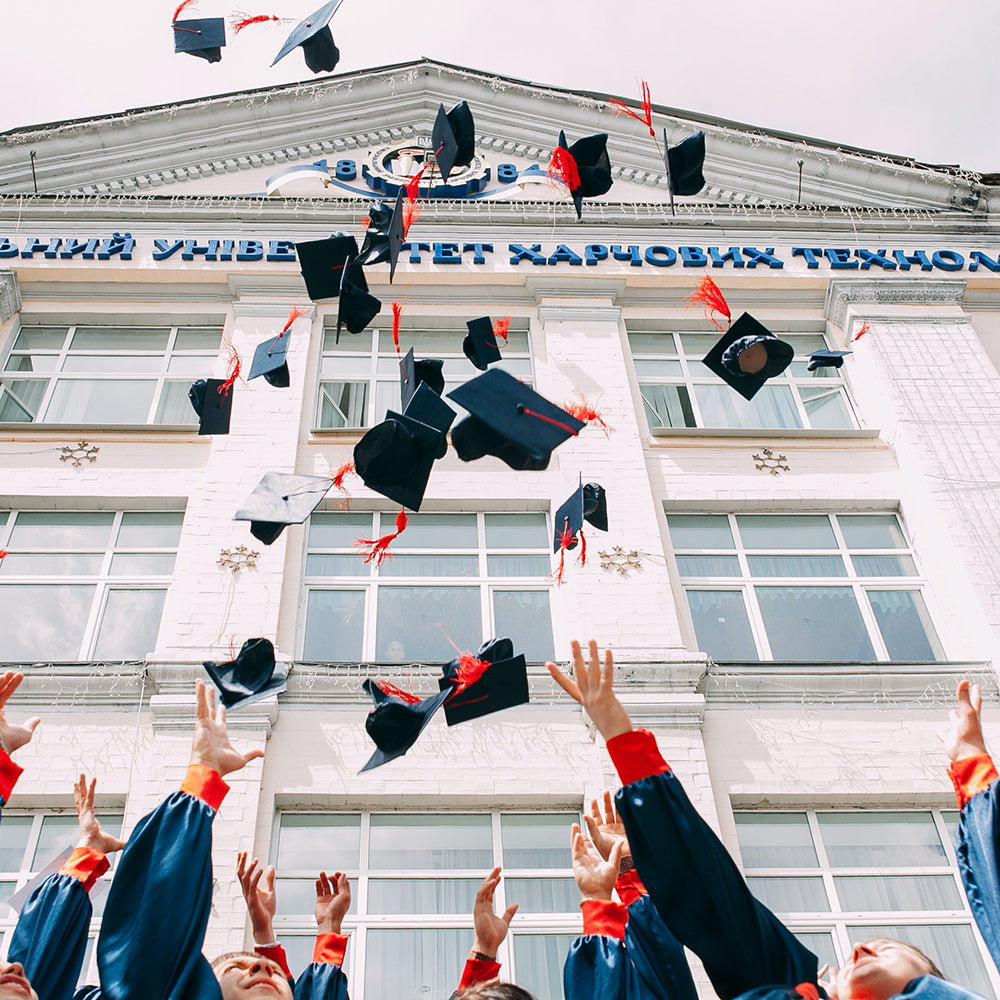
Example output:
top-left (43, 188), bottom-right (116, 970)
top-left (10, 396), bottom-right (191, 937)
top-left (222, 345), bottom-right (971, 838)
top-left (236, 851), bottom-right (248, 881)
top-left (602, 790), bottom-right (615, 825)
top-left (477, 866), bottom-right (501, 900)
top-left (87, 777), bottom-right (96, 812)
top-left (570, 641), bottom-right (589, 698)
top-left (501, 902), bottom-right (518, 926)
top-left (0, 672), bottom-right (23, 708)
top-left (583, 814), bottom-right (603, 851)
top-left (336, 872), bottom-right (350, 898)
top-left (23, 718), bottom-right (40, 738)
top-left (316, 871), bottom-right (331, 898)
top-left (265, 865), bottom-right (276, 893)
top-left (546, 662), bottom-right (582, 704)
top-left (601, 646), bottom-right (614, 694)
top-left (250, 865), bottom-right (263, 893)
top-left (608, 839), bottom-right (625, 868)
top-left (195, 679), bottom-right (208, 721)
top-left (242, 749), bottom-right (265, 765)
top-left (972, 683), bottom-right (982, 715)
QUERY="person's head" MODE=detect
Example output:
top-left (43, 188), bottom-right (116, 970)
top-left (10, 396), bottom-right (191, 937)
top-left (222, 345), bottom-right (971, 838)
top-left (837, 938), bottom-right (944, 1000)
top-left (385, 640), bottom-right (406, 662)
top-left (212, 952), bottom-right (293, 1000)
top-left (458, 983), bottom-right (536, 1000)
top-left (0, 962), bottom-right (37, 1000)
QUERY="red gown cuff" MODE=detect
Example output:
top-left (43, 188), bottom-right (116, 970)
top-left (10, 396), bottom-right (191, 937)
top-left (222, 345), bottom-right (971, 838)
top-left (581, 898), bottom-right (628, 940)
top-left (59, 846), bottom-right (110, 891)
top-left (180, 764), bottom-right (229, 811)
top-left (458, 956), bottom-right (502, 991)
top-left (313, 932), bottom-right (349, 966)
top-left (606, 728), bottom-right (671, 786)
top-left (949, 754), bottom-right (999, 808)
top-left (615, 868), bottom-right (647, 906)
top-left (0, 749), bottom-right (23, 804)
top-left (255, 943), bottom-right (292, 979)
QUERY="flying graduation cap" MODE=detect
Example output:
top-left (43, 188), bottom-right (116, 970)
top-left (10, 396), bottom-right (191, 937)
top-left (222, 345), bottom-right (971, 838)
top-left (247, 306), bottom-right (306, 387)
top-left (462, 317), bottom-right (503, 371)
top-left (552, 482), bottom-right (608, 583)
top-left (431, 101), bottom-right (476, 182)
top-left (173, 1), bottom-right (226, 62)
top-left (296, 234), bottom-right (358, 301)
top-left (360, 678), bottom-right (453, 772)
top-left (437, 637), bottom-right (529, 726)
top-left (399, 347), bottom-right (445, 410)
top-left (356, 190), bottom-right (406, 283)
top-left (233, 472), bottom-right (333, 545)
top-left (547, 130), bottom-right (613, 219)
top-left (188, 378), bottom-right (233, 435)
top-left (271, 0), bottom-right (344, 73)
top-left (337, 260), bottom-right (382, 341)
top-left (663, 129), bottom-right (706, 216)
top-left (808, 349), bottom-right (851, 371)
top-left (203, 637), bottom-right (288, 710)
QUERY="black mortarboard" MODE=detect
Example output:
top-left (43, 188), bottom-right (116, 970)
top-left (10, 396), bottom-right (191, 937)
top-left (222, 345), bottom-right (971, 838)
top-left (188, 378), bottom-right (232, 435)
top-left (400, 347), bottom-right (445, 410)
top-left (233, 473), bottom-right (332, 545)
top-left (203, 638), bottom-right (288, 710)
top-left (296, 234), bottom-right (358, 302)
top-left (555, 130), bottom-right (613, 219)
top-left (173, 18), bottom-right (226, 62)
top-left (353, 401), bottom-right (448, 512)
top-left (402, 382), bottom-right (455, 460)
top-left (248, 332), bottom-right (291, 387)
top-left (437, 638), bottom-right (529, 725)
top-left (271, 0), bottom-right (344, 73)
top-left (807, 349), bottom-right (852, 372)
top-left (337, 261), bottom-right (381, 341)
top-left (664, 130), bottom-right (706, 197)
top-left (702, 314), bottom-right (795, 401)
top-left (357, 190), bottom-right (405, 284)
top-left (360, 679), bottom-right (453, 772)
top-left (448, 369), bottom-right (585, 472)
top-left (432, 101), bottom-right (476, 182)
top-left (462, 317), bottom-right (502, 372)
top-left (553, 482), bottom-right (608, 552)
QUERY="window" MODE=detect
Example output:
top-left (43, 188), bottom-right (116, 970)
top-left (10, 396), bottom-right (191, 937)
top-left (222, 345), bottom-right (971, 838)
top-left (271, 810), bottom-right (579, 1000)
top-left (667, 513), bottom-right (943, 662)
top-left (734, 808), bottom-right (999, 999)
top-left (0, 510), bottom-right (183, 661)
top-left (317, 322), bottom-right (532, 429)
top-left (302, 511), bottom-right (554, 663)
top-left (0, 323), bottom-right (223, 425)
top-left (0, 807), bottom-right (124, 986)
top-left (629, 330), bottom-right (856, 431)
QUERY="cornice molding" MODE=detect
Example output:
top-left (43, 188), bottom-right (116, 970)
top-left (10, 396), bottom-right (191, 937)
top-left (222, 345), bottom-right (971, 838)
top-left (825, 278), bottom-right (968, 327)
top-left (0, 270), bottom-right (20, 322)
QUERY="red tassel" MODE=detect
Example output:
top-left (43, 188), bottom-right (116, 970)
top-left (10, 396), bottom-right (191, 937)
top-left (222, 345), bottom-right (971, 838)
top-left (402, 198), bottom-right (421, 239)
top-left (493, 316), bottom-right (511, 345)
top-left (354, 509), bottom-right (408, 567)
top-left (685, 276), bottom-right (732, 332)
top-left (229, 12), bottom-right (281, 32)
top-left (609, 81), bottom-right (655, 138)
top-left (217, 343), bottom-right (241, 398)
top-left (282, 305), bottom-right (306, 334)
top-left (452, 653), bottom-right (490, 694)
top-left (392, 300), bottom-right (404, 354)
top-left (357, 214), bottom-right (371, 238)
top-left (577, 530), bottom-right (586, 568)
top-left (173, 0), bottom-right (197, 21)
top-left (0, 550), bottom-right (7, 560)
top-left (331, 461), bottom-right (355, 491)
top-left (375, 680), bottom-right (421, 705)
top-left (551, 522), bottom-right (577, 586)
top-left (852, 321), bottom-right (871, 342)
top-left (564, 395), bottom-right (612, 436)
top-left (547, 146), bottom-right (581, 193)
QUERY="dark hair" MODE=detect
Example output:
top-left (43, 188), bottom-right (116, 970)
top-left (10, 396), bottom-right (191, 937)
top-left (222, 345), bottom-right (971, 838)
top-left (458, 984), bottom-right (537, 1000)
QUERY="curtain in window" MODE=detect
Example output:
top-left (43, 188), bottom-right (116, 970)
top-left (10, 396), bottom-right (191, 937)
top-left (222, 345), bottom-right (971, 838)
top-left (867, 590), bottom-right (941, 661)
top-left (513, 934), bottom-right (578, 1000)
top-left (493, 591), bottom-right (554, 661)
top-left (746, 876), bottom-right (829, 913)
top-left (685, 591), bottom-right (758, 660)
top-left (640, 384), bottom-right (695, 428)
top-left (45, 379), bottom-right (153, 424)
top-left (367, 878), bottom-right (480, 914)
top-left (755, 587), bottom-right (875, 661)
top-left (834, 875), bottom-right (962, 912)
top-left (694, 384), bottom-right (801, 430)
top-left (302, 591), bottom-right (365, 661)
top-left (364, 928), bottom-right (467, 1000)
top-left (319, 381), bottom-right (367, 428)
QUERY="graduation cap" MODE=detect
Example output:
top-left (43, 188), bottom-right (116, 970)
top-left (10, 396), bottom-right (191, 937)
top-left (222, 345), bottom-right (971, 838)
top-left (173, 16), bottom-right (226, 61)
top-left (432, 101), bottom-right (476, 182)
top-left (203, 638), bottom-right (288, 710)
top-left (233, 473), bottom-right (332, 545)
top-left (337, 261), bottom-right (381, 341)
top-left (549, 130), bottom-right (613, 219)
top-left (188, 378), bottom-right (233, 435)
top-left (702, 314), bottom-right (795, 401)
top-left (360, 678), bottom-right (453, 772)
top-left (296, 234), bottom-right (358, 302)
top-left (808, 349), bottom-right (851, 371)
top-left (271, 0), bottom-right (344, 73)
top-left (463, 317), bottom-right (502, 372)
top-left (400, 347), bottom-right (445, 410)
top-left (553, 482), bottom-right (608, 552)
top-left (437, 637), bottom-right (529, 725)
top-left (663, 129), bottom-right (706, 216)
top-left (357, 190), bottom-right (405, 283)
top-left (248, 333), bottom-right (291, 387)
top-left (448, 369), bottom-right (585, 472)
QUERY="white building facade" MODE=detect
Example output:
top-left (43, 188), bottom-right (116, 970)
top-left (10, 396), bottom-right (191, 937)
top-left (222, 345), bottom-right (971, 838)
top-left (1, 59), bottom-right (999, 999)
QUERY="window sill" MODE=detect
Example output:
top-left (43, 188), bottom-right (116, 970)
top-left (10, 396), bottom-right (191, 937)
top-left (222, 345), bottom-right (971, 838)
top-left (0, 423), bottom-right (203, 438)
top-left (650, 427), bottom-right (881, 440)
top-left (309, 426), bottom-right (365, 439)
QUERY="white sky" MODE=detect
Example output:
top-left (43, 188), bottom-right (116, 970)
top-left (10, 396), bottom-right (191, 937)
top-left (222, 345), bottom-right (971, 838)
top-left (2, 0), bottom-right (998, 171)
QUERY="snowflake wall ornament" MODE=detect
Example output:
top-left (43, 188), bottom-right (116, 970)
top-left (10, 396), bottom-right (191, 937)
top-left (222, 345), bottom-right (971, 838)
top-left (217, 545), bottom-right (259, 573)
top-left (58, 441), bottom-right (99, 467)
top-left (753, 447), bottom-right (790, 475)
top-left (599, 546), bottom-right (642, 576)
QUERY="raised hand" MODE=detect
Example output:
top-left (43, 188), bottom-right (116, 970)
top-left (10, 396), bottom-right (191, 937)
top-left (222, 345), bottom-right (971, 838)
top-left (571, 822), bottom-right (623, 902)
top-left (584, 790), bottom-right (629, 862)
top-left (190, 680), bottom-right (264, 778)
top-left (315, 871), bottom-right (351, 935)
top-left (546, 640), bottom-right (632, 742)
top-left (74, 774), bottom-right (126, 854)
top-left (472, 866), bottom-right (518, 959)
top-left (947, 680), bottom-right (988, 761)
top-left (0, 672), bottom-right (40, 755)
top-left (237, 852), bottom-right (278, 943)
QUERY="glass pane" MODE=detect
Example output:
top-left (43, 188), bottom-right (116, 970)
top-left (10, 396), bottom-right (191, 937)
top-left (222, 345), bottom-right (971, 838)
top-left (839, 515), bottom-right (907, 550)
top-left (367, 877), bottom-right (479, 914)
top-left (309, 513), bottom-right (373, 549)
top-left (155, 381), bottom-right (198, 424)
top-left (318, 381), bottom-right (368, 428)
top-left (485, 513), bottom-right (549, 549)
top-left (641, 384), bottom-right (696, 428)
top-left (818, 813), bottom-right (946, 867)
top-left (9, 512), bottom-right (113, 549)
top-left (378, 554), bottom-right (479, 577)
top-left (502, 814), bottom-right (575, 868)
top-left (628, 332), bottom-right (677, 354)
top-left (274, 878), bottom-right (324, 915)
top-left (174, 328), bottom-right (224, 351)
top-left (734, 813), bottom-right (818, 868)
top-left (380, 330), bottom-right (460, 355)
top-left (302, 591), bottom-right (365, 661)
top-left (45, 379), bottom-right (155, 424)
top-left (13, 326), bottom-right (67, 350)
top-left (852, 555), bottom-right (917, 576)
top-left (867, 591), bottom-right (941, 661)
top-left (0, 553), bottom-right (104, 575)
top-left (667, 514), bottom-right (734, 550)
top-left (694, 384), bottom-right (802, 430)
top-left (0, 817), bottom-right (32, 871)
top-left (0, 379), bottom-right (46, 421)
top-left (33, 816), bottom-right (79, 867)
top-left (513, 934), bottom-right (578, 1000)
top-left (320, 355), bottom-right (372, 377)
top-left (737, 515), bottom-right (837, 550)
top-left (746, 876), bottom-right (830, 912)
top-left (0, 584), bottom-right (94, 660)
top-left (364, 928), bottom-right (467, 1000)
top-left (275, 935), bottom-right (318, 979)
top-left (686, 590), bottom-right (758, 660)
top-left (5, 355), bottom-right (58, 373)
top-left (487, 555), bottom-right (551, 577)
top-left (748, 555), bottom-right (847, 577)
top-left (117, 512), bottom-right (183, 548)
top-left (677, 333), bottom-right (722, 356)
top-left (801, 385), bottom-right (853, 429)
top-left (304, 554), bottom-right (366, 577)
top-left (166, 356), bottom-right (211, 375)
top-left (93, 589), bottom-right (166, 659)
top-left (375, 586), bottom-right (480, 661)
top-left (62, 355), bottom-right (163, 373)
top-left (369, 814), bottom-right (492, 869)
top-left (942, 811), bottom-right (960, 842)
top-left (756, 587), bottom-right (875, 660)
top-left (390, 514), bottom-right (478, 549)
top-left (634, 359), bottom-right (683, 376)
top-left (835, 875), bottom-right (962, 911)
top-left (847, 924), bottom-right (994, 999)
top-left (493, 591), bottom-right (554, 662)
top-left (275, 815), bottom-right (361, 871)
top-left (675, 555), bottom-right (742, 576)
top-left (69, 328), bottom-right (169, 351)
top-left (323, 328), bottom-right (373, 353)
top-left (505, 877), bottom-right (578, 913)
top-left (791, 931), bottom-right (837, 971)
top-left (0, 881), bottom-right (17, 917)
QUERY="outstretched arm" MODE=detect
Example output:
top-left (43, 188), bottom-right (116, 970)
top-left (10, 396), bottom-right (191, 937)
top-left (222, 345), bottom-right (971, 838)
top-left (454, 868), bottom-right (517, 995)
top-left (0, 671), bottom-right (40, 806)
top-left (240, 852), bottom-right (294, 981)
top-left (290, 873), bottom-right (353, 999)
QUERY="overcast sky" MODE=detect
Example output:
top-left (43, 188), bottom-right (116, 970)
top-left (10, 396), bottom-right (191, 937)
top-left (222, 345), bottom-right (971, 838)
top-left (2, 0), bottom-right (998, 172)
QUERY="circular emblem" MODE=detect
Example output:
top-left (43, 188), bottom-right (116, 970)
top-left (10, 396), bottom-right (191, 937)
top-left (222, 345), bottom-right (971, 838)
top-left (363, 135), bottom-right (491, 198)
